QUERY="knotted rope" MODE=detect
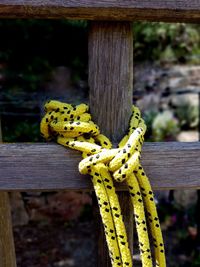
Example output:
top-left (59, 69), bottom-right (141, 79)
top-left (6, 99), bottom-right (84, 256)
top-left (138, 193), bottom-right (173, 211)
top-left (41, 100), bottom-right (166, 267)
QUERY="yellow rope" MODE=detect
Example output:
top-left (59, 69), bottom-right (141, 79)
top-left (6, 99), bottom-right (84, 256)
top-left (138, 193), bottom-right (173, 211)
top-left (41, 100), bottom-right (166, 267)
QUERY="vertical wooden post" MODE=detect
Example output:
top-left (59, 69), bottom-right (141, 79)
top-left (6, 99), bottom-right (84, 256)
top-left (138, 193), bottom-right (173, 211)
top-left (89, 21), bottom-right (133, 142)
top-left (89, 22), bottom-right (133, 266)
top-left (0, 119), bottom-right (17, 267)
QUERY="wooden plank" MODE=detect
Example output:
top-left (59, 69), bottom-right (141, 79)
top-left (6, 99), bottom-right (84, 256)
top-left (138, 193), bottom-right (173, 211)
top-left (88, 21), bottom-right (134, 267)
top-left (0, 120), bottom-right (17, 267)
top-left (0, 142), bottom-right (199, 190)
top-left (0, 1), bottom-right (200, 22)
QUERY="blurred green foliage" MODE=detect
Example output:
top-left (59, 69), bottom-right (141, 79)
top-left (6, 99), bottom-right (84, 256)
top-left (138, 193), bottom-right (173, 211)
top-left (0, 19), bottom-right (88, 141)
top-left (0, 20), bottom-right (200, 96)
top-left (152, 110), bottom-right (180, 141)
top-left (133, 22), bottom-right (200, 63)
top-left (0, 19), bottom-right (88, 92)
top-left (3, 119), bottom-right (40, 142)
top-left (144, 110), bottom-right (180, 141)
top-left (192, 254), bottom-right (200, 266)
top-left (143, 110), bottom-right (158, 141)
top-left (0, 20), bottom-right (199, 98)
top-left (175, 102), bottom-right (199, 130)
top-left (0, 20), bottom-right (199, 142)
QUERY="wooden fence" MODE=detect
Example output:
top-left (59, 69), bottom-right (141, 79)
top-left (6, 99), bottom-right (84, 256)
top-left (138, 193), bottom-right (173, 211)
top-left (0, 1), bottom-right (200, 266)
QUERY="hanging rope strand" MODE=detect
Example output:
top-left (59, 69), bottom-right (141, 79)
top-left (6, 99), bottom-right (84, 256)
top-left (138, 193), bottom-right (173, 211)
top-left (41, 100), bottom-right (166, 267)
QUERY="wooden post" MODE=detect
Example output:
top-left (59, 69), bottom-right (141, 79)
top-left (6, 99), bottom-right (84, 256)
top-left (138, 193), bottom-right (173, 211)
top-left (89, 22), bottom-right (133, 142)
top-left (89, 22), bottom-right (134, 266)
top-left (0, 119), bottom-right (17, 267)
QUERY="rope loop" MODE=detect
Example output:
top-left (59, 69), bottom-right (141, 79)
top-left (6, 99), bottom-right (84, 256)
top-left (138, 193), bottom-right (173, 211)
top-left (41, 100), bottom-right (166, 267)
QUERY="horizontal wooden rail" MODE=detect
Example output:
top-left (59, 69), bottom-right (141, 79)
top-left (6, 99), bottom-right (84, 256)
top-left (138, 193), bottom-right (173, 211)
top-left (0, 1), bottom-right (200, 22)
top-left (0, 142), bottom-right (199, 191)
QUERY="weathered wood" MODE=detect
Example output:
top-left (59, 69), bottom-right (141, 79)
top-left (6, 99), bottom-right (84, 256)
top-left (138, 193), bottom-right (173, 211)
top-left (0, 1), bottom-right (200, 22)
top-left (89, 21), bottom-right (133, 142)
top-left (0, 193), bottom-right (17, 267)
top-left (0, 120), bottom-right (17, 267)
top-left (89, 21), bottom-right (133, 267)
top-left (93, 196), bottom-right (110, 267)
top-left (0, 142), bottom-right (200, 191)
top-left (118, 192), bottom-right (133, 253)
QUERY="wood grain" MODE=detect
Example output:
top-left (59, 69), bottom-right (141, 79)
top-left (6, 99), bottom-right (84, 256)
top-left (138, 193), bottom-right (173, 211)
top-left (118, 192), bottom-right (133, 254)
top-left (0, 142), bottom-right (200, 191)
top-left (89, 21), bottom-right (134, 267)
top-left (0, 1), bottom-right (200, 22)
top-left (89, 22), bottom-right (133, 142)
top-left (0, 193), bottom-right (17, 267)
top-left (0, 121), bottom-right (17, 267)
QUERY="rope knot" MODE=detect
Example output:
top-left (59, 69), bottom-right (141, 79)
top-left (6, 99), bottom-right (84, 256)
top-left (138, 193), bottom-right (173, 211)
top-left (79, 127), bottom-right (145, 183)
top-left (40, 100), bottom-right (166, 267)
top-left (41, 100), bottom-right (146, 184)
